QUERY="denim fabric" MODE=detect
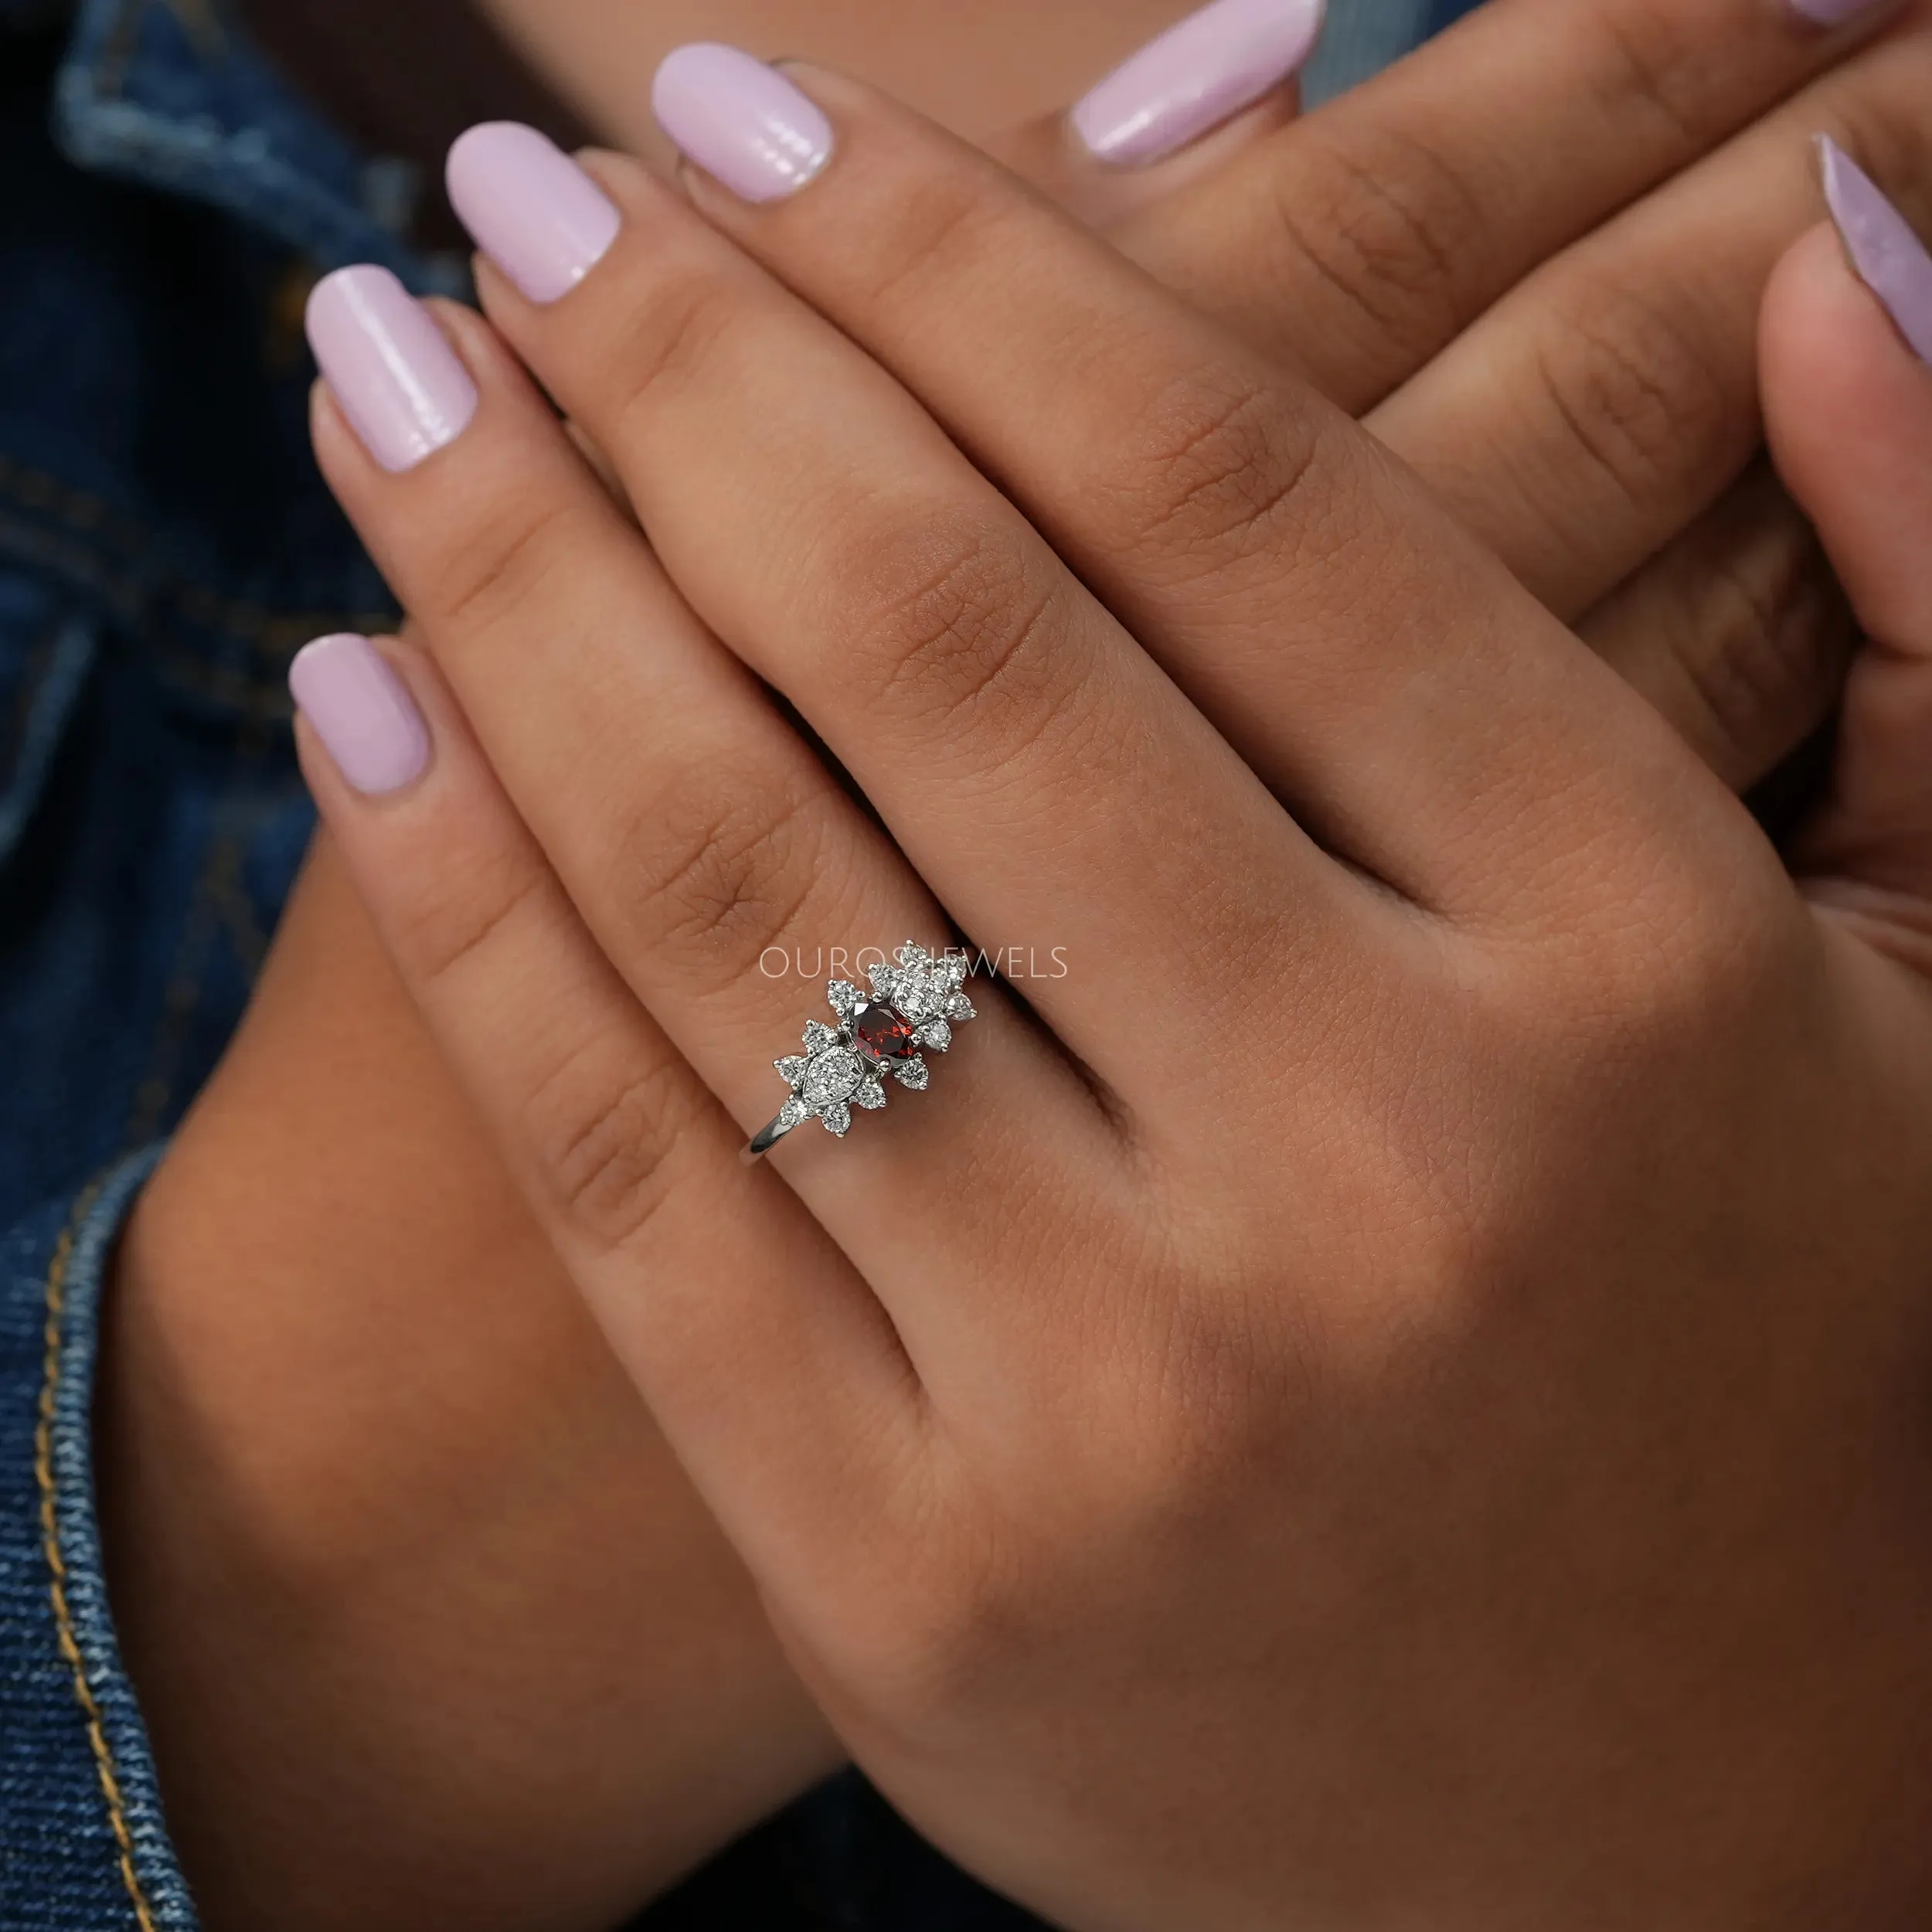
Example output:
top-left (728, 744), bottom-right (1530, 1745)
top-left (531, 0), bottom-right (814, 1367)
top-left (0, 2), bottom-right (1435, 1926)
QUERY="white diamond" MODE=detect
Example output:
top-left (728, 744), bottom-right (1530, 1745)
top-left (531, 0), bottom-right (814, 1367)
top-left (776, 1056), bottom-right (810, 1086)
top-left (821, 1101), bottom-right (852, 1137)
top-left (803, 1020), bottom-right (839, 1053)
top-left (853, 1079), bottom-right (887, 1111)
top-left (915, 1019), bottom-right (951, 1053)
top-left (892, 1055), bottom-right (929, 1090)
top-left (803, 1047), bottom-right (865, 1111)
top-left (827, 980), bottom-right (862, 1020)
top-left (937, 953), bottom-right (969, 990)
top-left (946, 992), bottom-right (975, 1023)
top-left (896, 941), bottom-right (930, 969)
top-left (868, 962), bottom-right (899, 1000)
top-left (775, 1095), bottom-right (808, 1131)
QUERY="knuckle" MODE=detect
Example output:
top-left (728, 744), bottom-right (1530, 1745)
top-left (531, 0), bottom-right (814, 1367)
top-left (1539, 854), bottom-right (1789, 1067)
top-left (1531, 281), bottom-right (1733, 515)
top-left (521, 1039), bottom-right (697, 1254)
top-left (397, 843), bottom-right (555, 994)
top-left (1586, 0), bottom-right (1723, 151)
top-left (1111, 366), bottom-right (1324, 577)
top-left (1261, 124), bottom-right (1487, 368)
top-left (430, 495), bottom-right (604, 641)
top-left (611, 757), bottom-right (842, 992)
top-left (601, 266), bottom-right (750, 431)
top-left (1670, 488), bottom-right (1855, 777)
top-left (845, 168), bottom-right (1009, 317)
top-left (842, 506), bottom-right (1090, 761)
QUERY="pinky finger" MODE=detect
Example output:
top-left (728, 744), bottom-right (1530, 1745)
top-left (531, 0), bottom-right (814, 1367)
top-left (289, 630), bottom-right (925, 1582)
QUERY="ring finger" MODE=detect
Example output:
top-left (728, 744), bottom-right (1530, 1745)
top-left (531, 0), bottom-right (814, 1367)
top-left (301, 276), bottom-right (1121, 1383)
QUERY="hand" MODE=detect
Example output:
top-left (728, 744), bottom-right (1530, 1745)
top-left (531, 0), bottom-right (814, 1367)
top-left (106, 835), bottom-right (840, 1932)
top-left (295, 55), bottom-right (1932, 1930)
top-left (114, 2), bottom-right (1928, 1920)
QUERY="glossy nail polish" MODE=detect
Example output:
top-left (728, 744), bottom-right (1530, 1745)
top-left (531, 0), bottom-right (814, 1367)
top-left (651, 43), bottom-right (834, 202)
top-left (447, 122), bottom-right (622, 304)
top-left (1788, 0), bottom-right (1885, 25)
top-left (305, 267), bottom-right (478, 472)
top-left (1072, 0), bottom-right (1325, 167)
top-left (291, 635), bottom-right (431, 796)
top-left (1819, 137), bottom-right (1932, 363)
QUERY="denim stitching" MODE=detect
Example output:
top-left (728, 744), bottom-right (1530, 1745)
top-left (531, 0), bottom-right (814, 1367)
top-left (0, 454), bottom-right (395, 662)
top-left (0, 614), bottom-right (97, 868)
top-left (35, 1181), bottom-right (162, 1932)
top-left (59, 0), bottom-right (444, 283)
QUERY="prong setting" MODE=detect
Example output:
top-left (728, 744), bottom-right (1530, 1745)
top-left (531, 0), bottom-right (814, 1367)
top-left (753, 942), bottom-right (978, 1150)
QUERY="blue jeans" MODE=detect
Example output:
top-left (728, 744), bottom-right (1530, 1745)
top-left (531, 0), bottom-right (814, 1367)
top-left (0, 1), bottom-right (1453, 1923)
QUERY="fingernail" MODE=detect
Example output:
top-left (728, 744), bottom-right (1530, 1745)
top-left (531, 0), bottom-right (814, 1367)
top-left (651, 43), bottom-right (833, 202)
top-left (1818, 137), bottom-right (1932, 363)
top-left (305, 267), bottom-right (478, 472)
top-left (291, 634), bottom-right (431, 796)
top-left (447, 122), bottom-right (622, 304)
top-left (1788, 0), bottom-right (1884, 24)
top-left (1072, 0), bottom-right (1325, 167)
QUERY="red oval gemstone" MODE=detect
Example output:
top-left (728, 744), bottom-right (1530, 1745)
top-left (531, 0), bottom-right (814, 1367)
top-left (853, 1001), bottom-right (917, 1063)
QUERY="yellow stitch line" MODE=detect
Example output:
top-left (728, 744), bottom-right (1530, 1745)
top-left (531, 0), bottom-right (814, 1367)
top-left (35, 1182), bottom-right (163, 1932)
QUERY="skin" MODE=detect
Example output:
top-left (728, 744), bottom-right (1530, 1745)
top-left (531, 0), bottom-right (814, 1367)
top-left (304, 73), bottom-right (1932, 1931)
top-left (102, 0), bottom-right (1932, 1923)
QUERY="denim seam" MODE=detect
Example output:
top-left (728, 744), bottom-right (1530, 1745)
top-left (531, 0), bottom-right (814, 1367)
top-left (0, 451), bottom-right (395, 662)
top-left (59, 0), bottom-right (434, 281)
top-left (34, 1180), bottom-right (162, 1932)
top-left (0, 612), bottom-right (97, 869)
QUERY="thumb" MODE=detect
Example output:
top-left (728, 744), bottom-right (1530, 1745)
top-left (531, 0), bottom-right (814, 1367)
top-left (981, 0), bottom-right (1320, 230)
top-left (1764, 139), bottom-right (1932, 970)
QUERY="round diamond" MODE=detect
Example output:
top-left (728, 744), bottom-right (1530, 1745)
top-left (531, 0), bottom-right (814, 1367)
top-left (802, 1047), bottom-right (865, 1111)
top-left (852, 1000), bottom-right (918, 1063)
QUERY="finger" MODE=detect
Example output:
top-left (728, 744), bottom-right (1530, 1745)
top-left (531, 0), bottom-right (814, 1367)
top-left (989, 85), bottom-right (1298, 232)
top-left (981, 0), bottom-right (1315, 233)
top-left (286, 628), bottom-right (925, 1580)
top-left (448, 114), bottom-right (1362, 1088)
top-left (1372, 21), bottom-right (1932, 618)
top-left (1118, 0), bottom-right (1906, 411)
top-left (303, 266), bottom-right (1114, 1384)
top-left (604, 62), bottom-right (1733, 923)
top-left (1763, 178), bottom-right (1932, 966)
top-left (1578, 461), bottom-right (1856, 794)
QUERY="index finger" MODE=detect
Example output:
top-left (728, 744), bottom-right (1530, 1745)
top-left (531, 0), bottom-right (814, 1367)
top-left (1119, 0), bottom-right (1908, 410)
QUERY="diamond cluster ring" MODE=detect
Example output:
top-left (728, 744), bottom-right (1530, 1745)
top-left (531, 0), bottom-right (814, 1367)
top-left (746, 943), bottom-right (978, 1159)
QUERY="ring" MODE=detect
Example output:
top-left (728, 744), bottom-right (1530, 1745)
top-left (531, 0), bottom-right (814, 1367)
top-left (746, 942), bottom-right (978, 1159)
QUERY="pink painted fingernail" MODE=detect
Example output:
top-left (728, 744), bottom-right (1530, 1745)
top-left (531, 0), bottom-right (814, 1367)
top-left (1072, 0), bottom-right (1325, 167)
top-left (1819, 137), bottom-right (1932, 363)
top-left (1789, 0), bottom-right (1885, 25)
top-left (651, 44), bottom-right (833, 202)
top-left (305, 267), bottom-right (478, 472)
top-left (291, 635), bottom-right (431, 796)
top-left (447, 122), bottom-right (622, 304)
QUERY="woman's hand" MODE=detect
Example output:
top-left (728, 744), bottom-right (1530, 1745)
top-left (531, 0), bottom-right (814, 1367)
top-left (295, 59), bottom-right (1932, 1930)
top-left (111, 4), bottom-right (1932, 1922)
